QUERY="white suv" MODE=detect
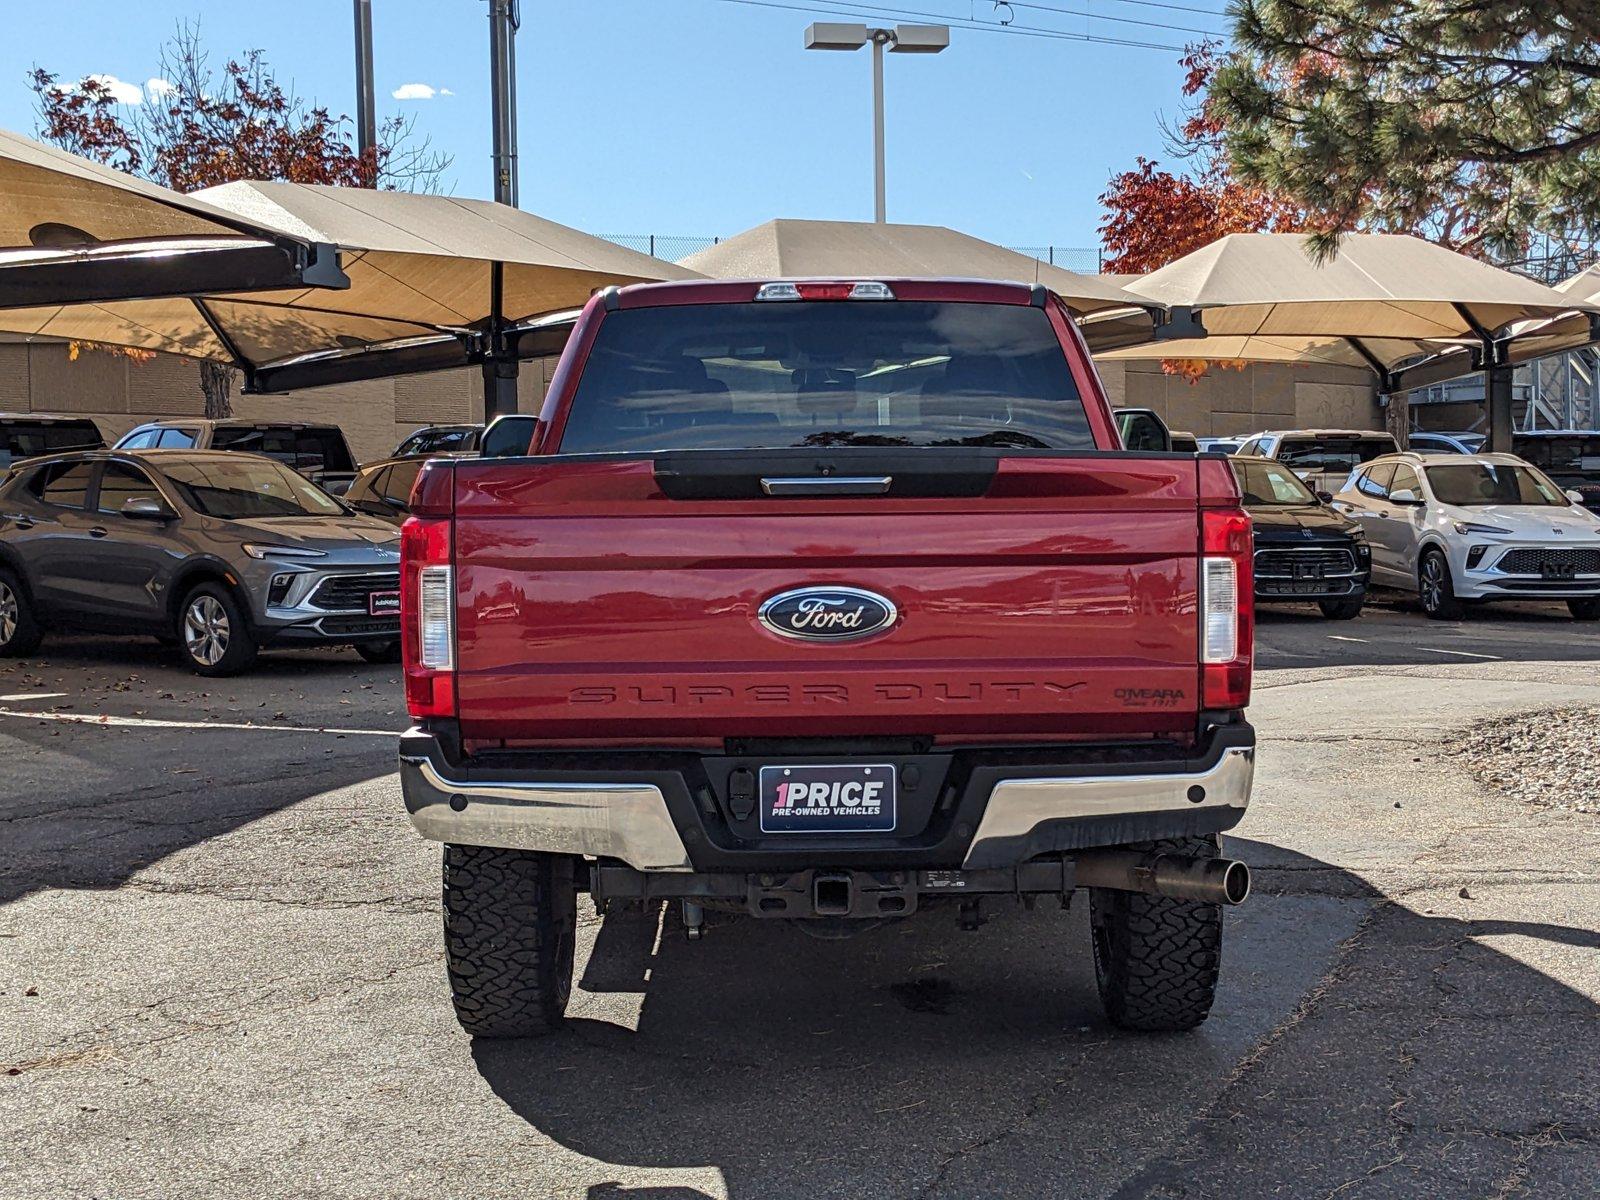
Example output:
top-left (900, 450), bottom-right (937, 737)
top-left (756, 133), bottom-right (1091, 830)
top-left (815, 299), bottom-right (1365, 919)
top-left (1332, 452), bottom-right (1600, 620)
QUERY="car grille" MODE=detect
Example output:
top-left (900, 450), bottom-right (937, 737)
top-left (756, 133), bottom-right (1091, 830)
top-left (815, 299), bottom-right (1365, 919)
top-left (1497, 548), bottom-right (1600, 575)
top-left (318, 615), bottom-right (401, 636)
top-left (1254, 547), bottom-right (1357, 578)
top-left (308, 571), bottom-right (400, 612)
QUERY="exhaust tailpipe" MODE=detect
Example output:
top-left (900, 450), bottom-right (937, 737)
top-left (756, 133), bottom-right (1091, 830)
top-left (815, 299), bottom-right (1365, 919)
top-left (1073, 851), bottom-right (1250, 906)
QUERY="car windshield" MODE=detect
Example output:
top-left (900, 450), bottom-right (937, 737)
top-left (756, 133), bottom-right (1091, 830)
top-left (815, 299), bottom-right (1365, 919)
top-left (1232, 458), bottom-right (1318, 506)
top-left (555, 300), bottom-right (1094, 453)
top-left (1277, 437), bottom-right (1395, 474)
top-left (160, 457), bottom-right (346, 519)
top-left (1425, 463), bottom-right (1568, 507)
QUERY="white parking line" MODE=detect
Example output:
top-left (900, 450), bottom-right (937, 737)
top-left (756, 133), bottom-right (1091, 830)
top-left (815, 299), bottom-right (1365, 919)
top-left (1419, 646), bottom-right (1502, 660)
top-left (1325, 635), bottom-right (1368, 643)
top-left (0, 707), bottom-right (399, 737)
top-left (0, 693), bottom-right (67, 702)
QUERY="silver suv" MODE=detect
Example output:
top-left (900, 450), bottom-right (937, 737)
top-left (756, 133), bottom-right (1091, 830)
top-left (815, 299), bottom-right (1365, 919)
top-left (0, 450), bottom-right (401, 674)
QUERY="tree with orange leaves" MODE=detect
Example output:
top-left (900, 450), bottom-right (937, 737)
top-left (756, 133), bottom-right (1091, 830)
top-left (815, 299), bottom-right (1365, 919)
top-left (30, 23), bottom-right (448, 416)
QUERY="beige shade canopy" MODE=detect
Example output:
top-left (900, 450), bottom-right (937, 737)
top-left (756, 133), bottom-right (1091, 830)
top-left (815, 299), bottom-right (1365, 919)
top-left (0, 175), bottom-right (700, 371)
top-left (1124, 233), bottom-right (1592, 341)
top-left (1098, 331), bottom-right (1448, 373)
top-left (680, 219), bottom-right (1149, 318)
top-left (1, 128), bottom-right (267, 248)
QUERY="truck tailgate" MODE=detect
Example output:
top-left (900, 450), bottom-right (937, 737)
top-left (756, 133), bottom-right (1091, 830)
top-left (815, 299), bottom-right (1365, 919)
top-left (450, 455), bottom-right (1205, 743)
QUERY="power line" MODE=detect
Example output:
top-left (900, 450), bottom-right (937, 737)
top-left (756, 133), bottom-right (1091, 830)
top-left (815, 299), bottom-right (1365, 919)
top-left (1005, 1), bottom-right (1228, 32)
top-left (706, 0), bottom-right (1188, 51)
top-left (1011, 0), bottom-right (1230, 19)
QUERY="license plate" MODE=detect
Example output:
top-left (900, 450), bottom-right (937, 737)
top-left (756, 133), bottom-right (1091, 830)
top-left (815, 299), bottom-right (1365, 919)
top-left (759, 764), bottom-right (896, 834)
top-left (368, 590), bottom-right (401, 617)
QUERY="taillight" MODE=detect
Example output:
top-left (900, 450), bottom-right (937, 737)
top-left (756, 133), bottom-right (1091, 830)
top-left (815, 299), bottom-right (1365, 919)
top-left (401, 513), bottom-right (455, 720)
top-left (1200, 507), bottom-right (1253, 710)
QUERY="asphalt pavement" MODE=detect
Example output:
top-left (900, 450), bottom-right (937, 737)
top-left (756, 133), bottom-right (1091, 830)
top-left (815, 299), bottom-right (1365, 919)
top-left (2, 598), bottom-right (1597, 1199)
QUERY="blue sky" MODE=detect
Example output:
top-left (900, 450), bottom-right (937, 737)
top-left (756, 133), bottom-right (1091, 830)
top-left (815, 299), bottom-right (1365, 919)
top-left (0, 1), bottom-right (1227, 249)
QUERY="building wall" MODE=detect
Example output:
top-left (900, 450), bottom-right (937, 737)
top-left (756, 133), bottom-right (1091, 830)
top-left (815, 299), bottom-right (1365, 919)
top-left (0, 337), bottom-right (555, 464)
top-left (1096, 359), bottom-right (1381, 437)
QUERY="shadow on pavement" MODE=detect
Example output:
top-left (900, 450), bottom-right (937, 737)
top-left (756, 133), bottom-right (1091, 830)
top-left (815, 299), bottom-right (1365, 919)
top-left (472, 839), bottom-right (1599, 1199)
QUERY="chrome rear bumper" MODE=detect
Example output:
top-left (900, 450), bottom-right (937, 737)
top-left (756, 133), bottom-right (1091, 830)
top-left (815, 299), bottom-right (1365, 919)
top-left (400, 726), bottom-right (1254, 873)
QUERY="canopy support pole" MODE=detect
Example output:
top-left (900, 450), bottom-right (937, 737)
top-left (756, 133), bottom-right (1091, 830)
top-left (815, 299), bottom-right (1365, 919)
top-left (1453, 303), bottom-right (1514, 452)
top-left (482, 260), bottom-right (520, 419)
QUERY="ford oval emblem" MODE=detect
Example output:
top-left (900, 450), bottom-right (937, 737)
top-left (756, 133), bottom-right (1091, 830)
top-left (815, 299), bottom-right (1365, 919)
top-left (757, 586), bottom-right (898, 643)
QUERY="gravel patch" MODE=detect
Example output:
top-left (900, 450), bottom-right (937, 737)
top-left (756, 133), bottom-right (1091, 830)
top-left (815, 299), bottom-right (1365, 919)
top-left (1449, 706), bottom-right (1600, 814)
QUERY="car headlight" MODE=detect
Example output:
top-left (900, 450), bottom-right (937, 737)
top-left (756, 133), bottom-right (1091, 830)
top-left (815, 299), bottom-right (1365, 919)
top-left (242, 543), bottom-right (328, 560)
top-left (1452, 521), bottom-right (1512, 536)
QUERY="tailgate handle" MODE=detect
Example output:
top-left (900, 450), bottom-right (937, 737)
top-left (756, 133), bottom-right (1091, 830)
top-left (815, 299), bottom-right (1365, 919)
top-left (760, 476), bottom-right (892, 497)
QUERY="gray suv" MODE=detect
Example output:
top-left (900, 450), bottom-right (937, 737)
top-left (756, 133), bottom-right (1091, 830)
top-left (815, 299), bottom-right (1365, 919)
top-left (0, 450), bottom-right (401, 675)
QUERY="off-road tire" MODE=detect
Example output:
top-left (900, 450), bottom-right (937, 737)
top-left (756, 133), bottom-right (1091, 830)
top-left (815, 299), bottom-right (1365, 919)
top-left (0, 567), bottom-right (43, 657)
top-left (176, 582), bottom-right (258, 676)
top-left (1090, 835), bottom-right (1224, 1033)
top-left (1317, 596), bottom-right (1364, 621)
top-left (354, 638), bottom-right (402, 664)
top-left (1568, 597), bottom-right (1600, 621)
top-left (1418, 548), bottom-right (1465, 621)
top-left (443, 845), bottom-right (577, 1038)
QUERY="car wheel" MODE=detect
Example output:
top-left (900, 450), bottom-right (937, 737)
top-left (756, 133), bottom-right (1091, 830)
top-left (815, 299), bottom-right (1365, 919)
top-left (1418, 549), bottom-right (1464, 620)
top-left (178, 583), bottom-right (258, 676)
top-left (443, 845), bottom-right (577, 1038)
top-left (1569, 597), bottom-right (1600, 621)
top-left (1317, 596), bottom-right (1365, 620)
top-left (0, 567), bottom-right (43, 657)
top-left (355, 639), bottom-right (402, 664)
top-left (1090, 835), bottom-right (1224, 1032)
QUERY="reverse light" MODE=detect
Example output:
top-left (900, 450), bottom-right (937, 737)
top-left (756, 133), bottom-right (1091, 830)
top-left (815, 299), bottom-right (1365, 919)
top-left (1200, 508), bottom-right (1254, 710)
top-left (242, 543), bottom-right (327, 560)
top-left (754, 281), bottom-right (895, 301)
top-left (418, 566), bottom-right (455, 670)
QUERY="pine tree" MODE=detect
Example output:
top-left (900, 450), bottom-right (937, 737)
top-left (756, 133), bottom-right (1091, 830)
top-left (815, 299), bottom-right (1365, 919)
top-left (1212, 1), bottom-right (1600, 258)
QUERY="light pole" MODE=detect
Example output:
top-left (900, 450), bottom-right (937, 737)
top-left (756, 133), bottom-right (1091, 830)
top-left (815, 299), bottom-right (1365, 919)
top-left (804, 23), bottom-right (950, 223)
top-left (353, 1), bottom-right (376, 171)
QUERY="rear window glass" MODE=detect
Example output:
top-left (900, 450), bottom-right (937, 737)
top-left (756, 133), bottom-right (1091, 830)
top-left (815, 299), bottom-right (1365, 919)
top-left (212, 427), bottom-right (355, 473)
top-left (1277, 436), bottom-right (1396, 474)
top-left (556, 301), bottom-right (1092, 453)
top-left (1514, 435), bottom-right (1600, 475)
top-left (1, 421), bottom-right (102, 462)
top-left (28, 460), bottom-right (94, 507)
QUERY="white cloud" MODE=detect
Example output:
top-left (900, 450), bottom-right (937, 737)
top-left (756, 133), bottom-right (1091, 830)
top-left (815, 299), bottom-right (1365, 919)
top-left (79, 73), bottom-right (144, 104)
top-left (145, 77), bottom-right (175, 100)
top-left (439, 88), bottom-right (454, 96)
top-left (392, 82), bottom-right (441, 101)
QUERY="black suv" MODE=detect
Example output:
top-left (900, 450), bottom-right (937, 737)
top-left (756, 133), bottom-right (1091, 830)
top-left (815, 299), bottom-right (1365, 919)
top-left (1231, 455), bottom-right (1371, 619)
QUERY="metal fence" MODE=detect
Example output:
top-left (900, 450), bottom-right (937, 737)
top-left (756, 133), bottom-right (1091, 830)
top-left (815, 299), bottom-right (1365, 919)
top-left (599, 233), bottom-right (1105, 272)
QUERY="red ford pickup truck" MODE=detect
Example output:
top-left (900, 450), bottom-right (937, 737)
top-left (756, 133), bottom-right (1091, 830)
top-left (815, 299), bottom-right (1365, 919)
top-left (398, 278), bottom-right (1256, 1038)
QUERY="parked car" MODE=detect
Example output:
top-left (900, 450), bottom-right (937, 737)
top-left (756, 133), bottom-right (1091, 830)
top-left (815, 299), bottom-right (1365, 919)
top-left (1197, 436), bottom-right (1245, 455)
top-left (0, 449), bottom-right (402, 674)
top-left (1235, 429), bottom-right (1400, 495)
top-left (398, 277), bottom-right (1257, 1039)
top-left (1169, 430), bottom-right (1200, 454)
top-left (1509, 431), bottom-right (1600, 516)
top-left (344, 456), bottom-right (434, 524)
top-left (1407, 430), bottom-right (1485, 456)
top-left (1332, 452), bottom-right (1600, 620)
top-left (114, 420), bottom-right (360, 493)
top-left (0, 414), bottom-right (104, 470)
top-left (395, 424), bottom-right (481, 457)
top-left (1231, 455), bottom-right (1370, 619)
